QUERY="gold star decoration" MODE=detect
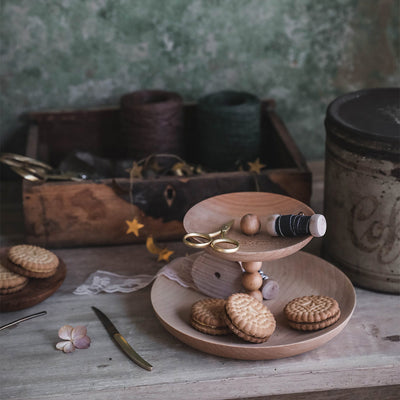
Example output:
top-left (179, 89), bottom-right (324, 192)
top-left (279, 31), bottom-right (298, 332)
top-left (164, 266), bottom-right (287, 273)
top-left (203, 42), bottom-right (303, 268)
top-left (125, 217), bottom-right (144, 237)
top-left (126, 161), bottom-right (143, 179)
top-left (157, 248), bottom-right (174, 262)
top-left (171, 162), bottom-right (193, 176)
top-left (247, 158), bottom-right (266, 174)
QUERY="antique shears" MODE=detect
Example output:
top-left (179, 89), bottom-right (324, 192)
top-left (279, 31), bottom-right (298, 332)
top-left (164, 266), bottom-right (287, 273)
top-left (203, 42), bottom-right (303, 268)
top-left (183, 220), bottom-right (239, 254)
top-left (0, 153), bottom-right (84, 182)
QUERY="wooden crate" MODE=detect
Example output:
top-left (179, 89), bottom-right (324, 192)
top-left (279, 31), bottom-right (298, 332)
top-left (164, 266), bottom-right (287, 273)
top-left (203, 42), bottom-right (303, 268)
top-left (23, 100), bottom-right (311, 248)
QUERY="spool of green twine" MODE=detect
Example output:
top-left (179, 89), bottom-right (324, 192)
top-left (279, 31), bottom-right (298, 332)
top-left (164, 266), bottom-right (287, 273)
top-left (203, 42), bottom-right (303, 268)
top-left (196, 90), bottom-right (261, 171)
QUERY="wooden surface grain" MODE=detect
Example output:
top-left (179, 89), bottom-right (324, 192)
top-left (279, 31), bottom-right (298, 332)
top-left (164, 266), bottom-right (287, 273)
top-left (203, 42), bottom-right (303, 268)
top-left (0, 161), bottom-right (399, 400)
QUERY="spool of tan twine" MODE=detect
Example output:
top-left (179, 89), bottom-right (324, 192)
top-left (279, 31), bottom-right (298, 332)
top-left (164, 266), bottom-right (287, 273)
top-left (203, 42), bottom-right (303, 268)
top-left (120, 90), bottom-right (184, 159)
top-left (196, 90), bottom-right (261, 171)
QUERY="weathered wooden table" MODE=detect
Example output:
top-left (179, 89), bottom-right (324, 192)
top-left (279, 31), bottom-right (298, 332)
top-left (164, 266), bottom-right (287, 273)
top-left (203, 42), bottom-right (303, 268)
top-left (1, 162), bottom-right (399, 400)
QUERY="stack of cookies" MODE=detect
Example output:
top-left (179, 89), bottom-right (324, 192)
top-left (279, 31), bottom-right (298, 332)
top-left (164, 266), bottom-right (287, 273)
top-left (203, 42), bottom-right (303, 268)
top-left (190, 293), bottom-right (276, 343)
top-left (190, 293), bottom-right (341, 343)
top-left (0, 262), bottom-right (29, 294)
top-left (0, 245), bottom-right (59, 295)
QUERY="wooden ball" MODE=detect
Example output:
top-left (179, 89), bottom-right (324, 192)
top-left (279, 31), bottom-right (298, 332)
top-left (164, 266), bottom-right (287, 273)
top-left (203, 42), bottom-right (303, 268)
top-left (242, 272), bottom-right (263, 291)
top-left (247, 290), bottom-right (263, 302)
top-left (242, 261), bottom-right (262, 273)
top-left (240, 213), bottom-right (261, 236)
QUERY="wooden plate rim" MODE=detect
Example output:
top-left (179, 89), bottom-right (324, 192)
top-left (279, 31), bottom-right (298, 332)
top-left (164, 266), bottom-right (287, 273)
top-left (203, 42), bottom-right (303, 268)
top-left (182, 192), bottom-right (315, 262)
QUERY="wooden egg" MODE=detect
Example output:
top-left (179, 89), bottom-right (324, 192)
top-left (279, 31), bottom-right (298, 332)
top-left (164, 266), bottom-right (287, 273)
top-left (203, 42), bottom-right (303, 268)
top-left (240, 213), bottom-right (261, 236)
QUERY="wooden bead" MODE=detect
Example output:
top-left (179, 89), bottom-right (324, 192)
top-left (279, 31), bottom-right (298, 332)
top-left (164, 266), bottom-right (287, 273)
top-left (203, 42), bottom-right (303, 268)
top-left (240, 213), bottom-right (261, 236)
top-left (242, 272), bottom-right (263, 291)
top-left (242, 261), bottom-right (262, 273)
top-left (247, 290), bottom-right (263, 302)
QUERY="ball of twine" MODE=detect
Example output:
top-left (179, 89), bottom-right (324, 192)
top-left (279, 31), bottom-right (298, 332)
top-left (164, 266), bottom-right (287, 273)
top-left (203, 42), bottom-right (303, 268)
top-left (196, 90), bottom-right (261, 171)
top-left (120, 90), bottom-right (184, 159)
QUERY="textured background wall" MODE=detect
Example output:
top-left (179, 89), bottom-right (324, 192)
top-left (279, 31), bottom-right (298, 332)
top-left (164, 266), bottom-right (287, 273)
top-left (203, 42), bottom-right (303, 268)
top-left (1, 0), bottom-right (399, 169)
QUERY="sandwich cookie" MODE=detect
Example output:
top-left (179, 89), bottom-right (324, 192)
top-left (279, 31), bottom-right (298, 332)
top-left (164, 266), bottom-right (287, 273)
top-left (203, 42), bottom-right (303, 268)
top-left (190, 298), bottom-right (230, 335)
top-left (284, 295), bottom-right (341, 331)
top-left (7, 244), bottom-right (59, 278)
top-left (224, 293), bottom-right (276, 343)
top-left (0, 258), bottom-right (28, 294)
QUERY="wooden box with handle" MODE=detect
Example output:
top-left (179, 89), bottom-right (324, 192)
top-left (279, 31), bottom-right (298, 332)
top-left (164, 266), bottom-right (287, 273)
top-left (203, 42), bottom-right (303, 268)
top-left (22, 100), bottom-right (311, 248)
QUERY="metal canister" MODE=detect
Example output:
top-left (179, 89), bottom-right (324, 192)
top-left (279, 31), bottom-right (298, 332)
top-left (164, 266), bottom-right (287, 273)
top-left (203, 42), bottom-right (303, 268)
top-left (323, 88), bottom-right (400, 294)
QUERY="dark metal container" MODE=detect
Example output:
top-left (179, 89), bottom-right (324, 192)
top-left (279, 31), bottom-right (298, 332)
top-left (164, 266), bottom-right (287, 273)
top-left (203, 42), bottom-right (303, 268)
top-left (323, 88), bottom-right (400, 294)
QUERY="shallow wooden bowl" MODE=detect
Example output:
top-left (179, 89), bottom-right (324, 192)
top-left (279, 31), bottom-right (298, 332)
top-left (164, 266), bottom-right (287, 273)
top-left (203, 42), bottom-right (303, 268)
top-left (151, 251), bottom-right (356, 360)
top-left (183, 192), bottom-right (314, 262)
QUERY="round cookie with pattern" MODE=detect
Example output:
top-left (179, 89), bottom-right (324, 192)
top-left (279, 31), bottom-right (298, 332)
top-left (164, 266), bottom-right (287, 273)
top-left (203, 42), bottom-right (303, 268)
top-left (284, 295), bottom-right (341, 331)
top-left (224, 293), bottom-right (276, 343)
top-left (190, 298), bottom-right (230, 335)
top-left (8, 245), bottom-right (59, 278)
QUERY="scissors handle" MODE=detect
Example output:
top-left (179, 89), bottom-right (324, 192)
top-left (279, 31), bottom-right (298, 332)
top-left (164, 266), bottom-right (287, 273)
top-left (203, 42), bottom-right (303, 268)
top-left (210, 238), bottom-right (240, 254)
top-left (182, 232), bottom-right (212, 248)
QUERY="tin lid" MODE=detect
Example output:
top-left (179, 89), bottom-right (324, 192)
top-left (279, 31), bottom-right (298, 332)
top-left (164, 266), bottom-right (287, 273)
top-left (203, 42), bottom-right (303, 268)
top-left (325, 88), bottom-right (400, 159)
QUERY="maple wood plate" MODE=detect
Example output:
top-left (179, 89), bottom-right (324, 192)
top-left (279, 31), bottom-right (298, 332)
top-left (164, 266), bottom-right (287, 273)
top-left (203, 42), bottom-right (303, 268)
top-left (0, 248), bottom-right (67, 312)
top-left (151, 251), bottom-right (356, 360)
top-left (183, 192), bottom-right (314, 262)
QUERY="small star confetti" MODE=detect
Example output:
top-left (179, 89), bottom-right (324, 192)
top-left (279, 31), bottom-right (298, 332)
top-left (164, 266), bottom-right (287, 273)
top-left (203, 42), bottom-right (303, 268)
top-left (157, 248), bottom-right (174, 262)
top-left (247, 158), bottom-right (266, 174)
top-left (126, 218), bottom-right (144, 236)
top-left (171, 162), bottom-right (193, 176)
top-left (126, 161), bottom-right (143, 179)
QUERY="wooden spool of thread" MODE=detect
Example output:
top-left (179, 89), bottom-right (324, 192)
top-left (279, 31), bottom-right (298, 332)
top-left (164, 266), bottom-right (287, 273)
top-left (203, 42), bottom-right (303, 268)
top-left (196, 90), bottom-right (261, 171)
top-left (266, 214), bottom-right (327, 238)
top-left (120, 90), bottom-right (184, 159)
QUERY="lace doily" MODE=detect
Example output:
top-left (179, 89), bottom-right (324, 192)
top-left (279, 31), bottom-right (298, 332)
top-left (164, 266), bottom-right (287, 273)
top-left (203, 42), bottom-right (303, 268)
top-left (73, 253), bottom-right (199, 295)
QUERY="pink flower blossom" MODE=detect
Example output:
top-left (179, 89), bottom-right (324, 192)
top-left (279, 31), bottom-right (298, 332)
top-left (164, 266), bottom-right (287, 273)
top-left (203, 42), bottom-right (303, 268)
top-left (56, 325), bottom-right (91, 353)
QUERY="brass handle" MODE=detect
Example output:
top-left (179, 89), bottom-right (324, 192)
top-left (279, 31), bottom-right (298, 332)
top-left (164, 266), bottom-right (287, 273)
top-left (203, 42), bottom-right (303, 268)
top-left (113, 333), bottom-right (153, 371)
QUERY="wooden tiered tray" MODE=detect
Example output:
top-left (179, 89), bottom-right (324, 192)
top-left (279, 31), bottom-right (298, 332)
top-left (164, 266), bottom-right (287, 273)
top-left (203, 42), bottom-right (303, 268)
top-left (151, 192), bottom-right (356, 360)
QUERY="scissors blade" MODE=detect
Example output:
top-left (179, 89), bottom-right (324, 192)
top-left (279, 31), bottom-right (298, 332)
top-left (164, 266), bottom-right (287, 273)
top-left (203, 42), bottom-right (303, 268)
top-left (219, 220), bottom-right (234, 235)
top-left (92, 307), bottom-right (153, 371)
top-left (0, 311), bottom-right (47, 332)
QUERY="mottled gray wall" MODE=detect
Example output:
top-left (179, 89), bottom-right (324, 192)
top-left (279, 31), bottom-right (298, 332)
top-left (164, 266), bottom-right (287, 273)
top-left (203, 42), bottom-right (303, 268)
top-left (1, 0), bottom-right (399, 164)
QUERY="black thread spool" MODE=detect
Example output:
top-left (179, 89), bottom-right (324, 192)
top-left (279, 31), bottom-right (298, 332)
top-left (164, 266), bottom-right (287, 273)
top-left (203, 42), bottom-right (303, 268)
top-left (266, 214), bottom-right (327, 238)
top-left (120, 90), bottom-right (184, 160)
top-left (195, 90), bottom-right (261, 171)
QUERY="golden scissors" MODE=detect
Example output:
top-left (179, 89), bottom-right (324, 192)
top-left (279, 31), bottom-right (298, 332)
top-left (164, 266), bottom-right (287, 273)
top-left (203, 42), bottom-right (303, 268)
top-left (183, 220), bottom-right (239, 254)
top-left (0, 153), bottom-right (84, 182)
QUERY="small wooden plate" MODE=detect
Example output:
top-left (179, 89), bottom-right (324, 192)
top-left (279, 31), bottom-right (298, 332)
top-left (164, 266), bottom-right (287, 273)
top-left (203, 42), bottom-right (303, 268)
top-left (0, 248), bottom-right (67, 312)
top-left (151, 251), bottom-right (356, 360)
top-left (183, 192), bottom-right (314, 262)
